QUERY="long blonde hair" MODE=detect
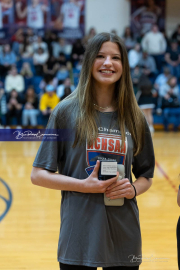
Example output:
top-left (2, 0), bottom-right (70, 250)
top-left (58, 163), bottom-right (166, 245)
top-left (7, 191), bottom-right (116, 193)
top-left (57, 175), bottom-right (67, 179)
top-left (58, 32), bottom-right (146, 155)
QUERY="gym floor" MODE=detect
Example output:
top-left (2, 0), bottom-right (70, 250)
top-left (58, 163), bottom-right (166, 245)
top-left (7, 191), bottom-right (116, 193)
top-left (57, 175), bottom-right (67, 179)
top-left (0, 132), bottom-right (179, 270)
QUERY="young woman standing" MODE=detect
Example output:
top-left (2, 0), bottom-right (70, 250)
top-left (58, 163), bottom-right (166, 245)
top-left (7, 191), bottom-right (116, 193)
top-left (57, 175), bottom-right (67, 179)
top-left (31, 33), bottom-right (155, 270)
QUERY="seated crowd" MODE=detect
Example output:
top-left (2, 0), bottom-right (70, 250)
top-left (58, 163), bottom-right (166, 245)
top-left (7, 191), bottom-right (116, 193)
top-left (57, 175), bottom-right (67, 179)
top-left (0, 24), bottom-right (180, 131)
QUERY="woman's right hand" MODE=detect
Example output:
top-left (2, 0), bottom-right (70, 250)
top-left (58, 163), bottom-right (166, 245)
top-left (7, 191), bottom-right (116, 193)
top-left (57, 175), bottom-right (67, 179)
top-left (83, 160), bottom-right (119, 193)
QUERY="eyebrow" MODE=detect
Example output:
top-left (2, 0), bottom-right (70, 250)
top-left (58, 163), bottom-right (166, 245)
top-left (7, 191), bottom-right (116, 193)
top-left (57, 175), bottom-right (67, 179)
top-left (98, 51), bottom-right (121, 56)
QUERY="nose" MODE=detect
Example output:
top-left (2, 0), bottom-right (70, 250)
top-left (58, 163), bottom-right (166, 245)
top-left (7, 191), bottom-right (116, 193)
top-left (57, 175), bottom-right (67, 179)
top-left (103, 56), bottom-right (112, 67)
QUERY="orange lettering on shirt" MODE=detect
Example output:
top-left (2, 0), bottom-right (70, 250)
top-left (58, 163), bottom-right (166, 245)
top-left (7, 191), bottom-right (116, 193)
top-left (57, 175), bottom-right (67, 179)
top-left (114, 140), bottom-right (120, 153)
top-left (101, 138), bottom-right (107, 150)
top-left (95, 137), bottom-right (100, 150)
top-left (108, 139), bottom-right (114, 151)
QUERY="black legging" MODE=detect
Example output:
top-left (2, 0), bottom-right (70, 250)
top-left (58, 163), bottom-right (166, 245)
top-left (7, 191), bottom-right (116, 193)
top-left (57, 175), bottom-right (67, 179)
top-left (59, 262), bottom-right (139, 270)
top-left (177, 216), bottom-right (180, 269)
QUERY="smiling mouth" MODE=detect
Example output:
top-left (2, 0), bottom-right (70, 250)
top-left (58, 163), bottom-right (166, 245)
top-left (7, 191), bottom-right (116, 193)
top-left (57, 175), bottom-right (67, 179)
top-left (99, 70), bottom-right (115, 74)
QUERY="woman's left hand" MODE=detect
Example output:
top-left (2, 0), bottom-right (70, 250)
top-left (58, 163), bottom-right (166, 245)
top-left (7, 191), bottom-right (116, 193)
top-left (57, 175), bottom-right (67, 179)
top-left (105, 178), bottom-right (135, 200)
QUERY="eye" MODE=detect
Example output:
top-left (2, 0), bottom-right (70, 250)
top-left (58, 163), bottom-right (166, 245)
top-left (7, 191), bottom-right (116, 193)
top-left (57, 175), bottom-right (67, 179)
top-left (96, 55), bottom-right (104, 58)
top-left (113, 56), bottom-right (121, 60)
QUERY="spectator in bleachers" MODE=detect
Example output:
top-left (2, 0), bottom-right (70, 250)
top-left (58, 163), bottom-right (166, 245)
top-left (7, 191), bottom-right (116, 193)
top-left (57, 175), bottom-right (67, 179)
top-left (131, 65), bottom-right (143, 94)
top-left (11, 28), bottom-right (25, 57)
top-left (136, 74), bottom-right (155, 133)
top-left (39, 75), bottom-right (58, 95)
top-left (171, 24), bottom-right (180, 46)
top-left (6, 89), bottom-right (23, 126)
top-left (72, 58), bottom-right (82, 86)
top-left (22, 86), bottom-right (39, 127)
top-left (128, 43), bottom-right (141, 69)
top-left (56, 64), bottom-right (69, 85)
top-left (122, 26), bottom-right (136, 51)
top-left (39, 84), bottom-right (59, 126)
top-left (57, 78), bottom-right (75, 99)
top-left (43, 30), bottom-right (57, 57)
top-left (20, 62), bottom-right (33, 79)
top-left (138, 51), bottom-right (157, 81)
top-left (20, 62), bottom-right (34, 89)
top-left (33, 47), bottom-right (48, 76)
top-left (5, 65), bottom-right (25, 93)
top-left (159, 76), bottom-right (179, 106)
top-left (26, 28), bottom-right (36, 43)
top-left (52, 37), bottom-right (72, 59)
top-left (154, 66), bottom-right (171, 91)
top-left (61, 86), bottom-right (72, 100)
top-left (43, 55), bottom-right (59, 78)
top-left (141, 24), bottom-right (167, 71)
top-left (33, 36), bottom-right (48, 53)
top-left (71, 39), bottom-right (85, 67)
top-left (57, 52), bottom-right (67, 66)
top-left (82, 27), bottom-right (96, 47)
top-left (20, 35), bottom-right (34, 60)
top-left (0, 87), bottom-right (7, 126)
top-left (0, 44), bottom-right (16, 77)
top-left (164, 39), bottom-right (180, 78)
top-left (159, 76), bottom-right (180, 131)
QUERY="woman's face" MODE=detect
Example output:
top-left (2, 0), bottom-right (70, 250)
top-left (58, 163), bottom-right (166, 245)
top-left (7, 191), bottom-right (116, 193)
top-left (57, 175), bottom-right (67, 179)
top-left (125, 27), bottom-right (131, 35)
top-left (170, 77), bottom-right (177, 87)
top-left (4, 44), bottom-right (10, 53)
top-left (11, 90), bottom-right (18, 98)
top-left (92, 41), bottom-right (123, 88)
top-left (27, 88), bottom-right (34, 96)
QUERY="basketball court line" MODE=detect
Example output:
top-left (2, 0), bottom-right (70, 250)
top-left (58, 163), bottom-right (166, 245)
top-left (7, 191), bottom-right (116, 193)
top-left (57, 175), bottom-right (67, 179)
top-left (155, 160), bottom-right (178, 193)
top-left (0, 178), bottom-right (13, 222)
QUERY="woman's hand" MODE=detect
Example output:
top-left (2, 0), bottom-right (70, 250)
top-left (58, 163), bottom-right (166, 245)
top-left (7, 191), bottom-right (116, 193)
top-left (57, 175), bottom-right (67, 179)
top-left (105, 178), bottom-right (135, 200)
top-left (83, 160), bottom-right (119, 193)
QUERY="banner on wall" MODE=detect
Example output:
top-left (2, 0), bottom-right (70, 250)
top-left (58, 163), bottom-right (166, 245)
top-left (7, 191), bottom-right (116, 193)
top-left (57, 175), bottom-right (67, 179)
top-left (0, 0), bottom-right (85, 42)
top-left (130, 0), bottom-right (166, 37)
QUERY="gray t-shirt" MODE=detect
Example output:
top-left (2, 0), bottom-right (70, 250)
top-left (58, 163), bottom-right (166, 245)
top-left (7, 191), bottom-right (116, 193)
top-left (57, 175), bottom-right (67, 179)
top-left (33, 102), bottom-right (155, 268)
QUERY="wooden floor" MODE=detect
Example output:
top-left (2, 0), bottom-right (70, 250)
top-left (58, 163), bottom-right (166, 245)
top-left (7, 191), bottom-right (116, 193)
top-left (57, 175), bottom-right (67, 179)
top-left (0, 132), bottom-right (179, 270)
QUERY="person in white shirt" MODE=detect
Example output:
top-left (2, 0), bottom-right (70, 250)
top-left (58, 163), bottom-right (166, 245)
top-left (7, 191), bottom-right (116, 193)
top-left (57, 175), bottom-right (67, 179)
top-left (154, 67), bottom-right (171, 91)
top-left (52, 38), bottom-right (72, 59)
top-left (33, 47), bottom-right (48, 65)
top-left (57, 78), bottom-right (75, 99)
top-left (128, 43), bottom-right (141, 69)
top-left (33, 47), bottom-right (48, 76)
top-left (5, 65), bottom-right (25, 93)
top-left (16, 0), bottom-right (48, 29)
top-left (141, 24), bottom-right (167, 71)
top-left (159, 76), bottom-right (179, 98)
top-left (33, 36), bottom-right (48, 52)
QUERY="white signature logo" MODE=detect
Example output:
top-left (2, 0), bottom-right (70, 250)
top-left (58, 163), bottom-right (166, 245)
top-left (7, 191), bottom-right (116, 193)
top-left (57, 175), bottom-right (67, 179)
top-left (128, 254), bottom-right (169, 263)
top-left (13, 130), bottom-right (59, 139)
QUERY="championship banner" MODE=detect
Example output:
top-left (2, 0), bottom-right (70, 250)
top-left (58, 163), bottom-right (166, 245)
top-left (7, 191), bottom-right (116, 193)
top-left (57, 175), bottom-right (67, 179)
top-left (51, 0), bottom-right (85, 39)
top-left (0, 0), bottom-right (85, 41)
top-left (130, 0), bottom-right (166, 37)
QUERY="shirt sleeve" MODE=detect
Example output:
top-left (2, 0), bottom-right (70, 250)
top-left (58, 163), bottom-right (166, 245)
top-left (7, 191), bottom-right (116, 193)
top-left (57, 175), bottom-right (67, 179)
top-left (39, 94), bottom-right (46, 111)
top-left (33, 112), bottom-right (63, 172)
top-left (132, 121), bottom-right (155, 180)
